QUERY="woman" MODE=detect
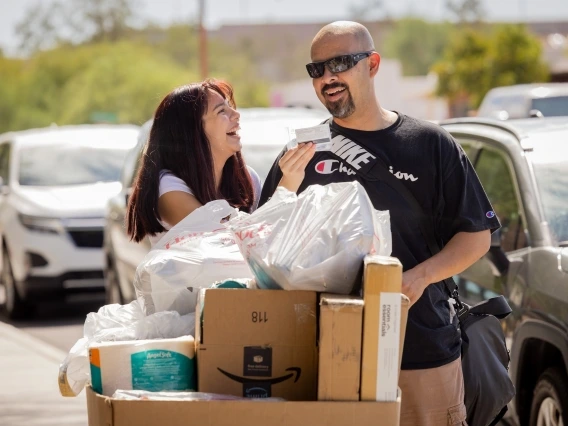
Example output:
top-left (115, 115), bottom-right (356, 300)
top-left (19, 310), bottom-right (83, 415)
top-left (126, 79), bottom-right (314, 245)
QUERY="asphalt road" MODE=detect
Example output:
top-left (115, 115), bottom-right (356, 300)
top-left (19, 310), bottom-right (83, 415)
top-left (0, 287), bottom-right (103, 353)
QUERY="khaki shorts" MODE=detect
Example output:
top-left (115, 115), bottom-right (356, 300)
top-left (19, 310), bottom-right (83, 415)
top-left (399, 357), bottom-right (468, 426)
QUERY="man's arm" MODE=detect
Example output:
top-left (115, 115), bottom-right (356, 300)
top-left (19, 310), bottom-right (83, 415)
top-left (402, 230), bottom-right (491, 305)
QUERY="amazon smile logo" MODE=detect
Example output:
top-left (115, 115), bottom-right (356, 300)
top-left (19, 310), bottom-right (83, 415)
top-left (218, 367), bottom-right (302, 398)
top-left (217, 367), bottom-right (302, 385)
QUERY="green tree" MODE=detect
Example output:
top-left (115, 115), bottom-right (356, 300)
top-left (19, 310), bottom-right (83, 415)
top-left (446, 0), bottom-right (484, 23)
top-left (383, 19), bottom-right (453, 76)
top-left (15, 0), bottom-right (137, 54)
top-left (434, 24), bottom-right (549, 109)
top-left (0, 41), bottom-right (197, 133)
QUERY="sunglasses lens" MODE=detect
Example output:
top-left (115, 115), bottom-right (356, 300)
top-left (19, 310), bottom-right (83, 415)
top-left (328, 55), bottom-right (352, 73)
top-left (306, 63), bottom-right (324, 78)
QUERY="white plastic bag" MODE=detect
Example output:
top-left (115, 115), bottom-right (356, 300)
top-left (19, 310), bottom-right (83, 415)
top-left (58, 300), bottom-right (195, 397)
top-left (229, 182), bottom-right (391, 293)
top-left (134, 200), bottom-right (254, 315)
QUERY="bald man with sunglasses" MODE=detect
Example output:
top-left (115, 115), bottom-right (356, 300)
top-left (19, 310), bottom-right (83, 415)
top-left (260, 21), bottom-right (501, 426)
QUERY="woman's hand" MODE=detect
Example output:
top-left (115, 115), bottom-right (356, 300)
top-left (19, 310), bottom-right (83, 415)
top-left (278, 142), bottom-right (316, 193)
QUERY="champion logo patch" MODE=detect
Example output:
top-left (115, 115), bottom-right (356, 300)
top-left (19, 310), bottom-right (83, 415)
top-left (315, 160), bottom-right (339, 174)
top-left (486, 211), bottom-right (496, 219)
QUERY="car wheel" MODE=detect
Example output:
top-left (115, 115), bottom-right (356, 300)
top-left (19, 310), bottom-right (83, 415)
top-left (104, 257), bottom-right (124, 305)
top-left (2, 249), bottom-right (33, 319)
top-left (530, 367), bottom-right (568, 426)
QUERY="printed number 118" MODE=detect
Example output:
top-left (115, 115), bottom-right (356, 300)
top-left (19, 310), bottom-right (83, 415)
top-left (252, 312), bottom-right (268, 323)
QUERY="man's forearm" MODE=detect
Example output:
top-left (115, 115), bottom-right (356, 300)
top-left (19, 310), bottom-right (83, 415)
top-left (401, 230), bottom-right (491, 305)
top-left (419, 230), bottom-right (491, 285)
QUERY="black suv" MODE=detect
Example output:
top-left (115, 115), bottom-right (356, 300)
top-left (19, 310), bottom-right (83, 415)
top-left (441, 117), bottom-right (568, 426)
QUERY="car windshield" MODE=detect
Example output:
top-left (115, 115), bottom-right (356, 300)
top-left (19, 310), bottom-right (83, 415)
top-left (19, 144), bottom-right (129, 186)
top-left (531, 96), bottom-right (568, 117)
top-left (529, 135), bottom-right (568, 244)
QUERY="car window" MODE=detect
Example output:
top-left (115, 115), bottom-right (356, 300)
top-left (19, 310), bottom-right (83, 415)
top-left (122, 121), bottom-right (151, 189)
top-left (531, 96), bottom-right (568, 117)
top-left (0, 143), bottom-right (12, 185)
top-left (456, 139), bottom-right (479, 164)
top-left (18, 144), bottom-right (130, 186)
top-left (475, 148), bottom-right (527, 252)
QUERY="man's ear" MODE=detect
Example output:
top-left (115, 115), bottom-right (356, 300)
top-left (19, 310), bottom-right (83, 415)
top-left (369, 52), bottom-right (381, 77)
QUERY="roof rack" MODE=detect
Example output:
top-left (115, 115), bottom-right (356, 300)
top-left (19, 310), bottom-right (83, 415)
top-left (439, 117), bottom-right (523, 142)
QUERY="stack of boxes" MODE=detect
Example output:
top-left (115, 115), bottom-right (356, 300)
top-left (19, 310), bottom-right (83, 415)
top-left (86, 255), bottom-right (410, 426)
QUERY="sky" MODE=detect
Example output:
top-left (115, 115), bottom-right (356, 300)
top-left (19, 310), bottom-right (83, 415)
top-left (1, 0), bottom-right (568, 55)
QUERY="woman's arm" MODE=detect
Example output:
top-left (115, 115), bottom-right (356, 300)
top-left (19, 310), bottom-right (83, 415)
top-left (157, 191), bottom-right (203, 227)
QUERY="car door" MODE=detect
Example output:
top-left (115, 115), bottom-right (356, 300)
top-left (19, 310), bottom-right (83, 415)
top-left (106, 129), bottom-right (151, 302)
top-left (453, 138), bottom-right (530, 312)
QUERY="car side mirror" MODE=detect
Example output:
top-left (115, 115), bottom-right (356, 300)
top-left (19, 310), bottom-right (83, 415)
top-left (488, 229), bottom-right (510, 275)
top-left (529, 109), bottom-right (544, 118)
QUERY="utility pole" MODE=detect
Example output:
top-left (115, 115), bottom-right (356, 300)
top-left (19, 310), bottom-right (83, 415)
top-left (519, 0), bottom-right (526, 22)
top-left (198, 0), bottom-right (208, 79)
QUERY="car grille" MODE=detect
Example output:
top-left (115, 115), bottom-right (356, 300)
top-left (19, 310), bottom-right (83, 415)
top-left (68, 229), bottom-right (104, 248)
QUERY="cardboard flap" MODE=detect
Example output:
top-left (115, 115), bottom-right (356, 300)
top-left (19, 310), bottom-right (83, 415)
top-left (86, 387), bottom-right (113, 426)
top-left (201, 289), bottom-right (316, 346)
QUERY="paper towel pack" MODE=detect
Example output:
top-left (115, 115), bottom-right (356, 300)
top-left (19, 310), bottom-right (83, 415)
top-left (89, 335), bottom-right (196, 396)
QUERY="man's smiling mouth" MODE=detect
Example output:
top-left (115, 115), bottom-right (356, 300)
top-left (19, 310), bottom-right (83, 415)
top-left (325, 87), bottom-right (346, 96)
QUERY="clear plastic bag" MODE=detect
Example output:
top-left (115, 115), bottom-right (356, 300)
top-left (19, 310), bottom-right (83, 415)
top-left (230, 182), bottom-right (391, 293)
top-left (112, 389), bottom-right (285, 401)
top-left (58, 300), bottom-right (195, 397)
top-left (134, 200), bottom-right (254, 315)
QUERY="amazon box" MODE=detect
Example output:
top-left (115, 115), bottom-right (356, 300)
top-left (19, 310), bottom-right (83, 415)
top-left (360, 256), bottom-right (406, 402)
top-left (196, 288), bottom-right (318, 400)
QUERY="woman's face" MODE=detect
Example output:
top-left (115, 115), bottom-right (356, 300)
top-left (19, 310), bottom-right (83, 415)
top-left (202, 89), bottom-right (241, 164)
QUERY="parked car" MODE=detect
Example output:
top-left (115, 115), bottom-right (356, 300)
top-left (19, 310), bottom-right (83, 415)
top-left (0, 124), bottom-right (140, 318)
top-left (103, 107), bottom-right (329, 304)
top-left (441, 117), bottom-right (568, 426)
top-left (477, 83), bottom-right (568, 120)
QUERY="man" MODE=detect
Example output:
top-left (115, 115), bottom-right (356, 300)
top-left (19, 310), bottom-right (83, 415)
top-left (259, 21), bottom-right (500, 425)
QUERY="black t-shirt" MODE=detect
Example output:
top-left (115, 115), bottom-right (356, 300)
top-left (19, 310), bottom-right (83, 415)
top-left (259, 113), bottom-right (501, 370)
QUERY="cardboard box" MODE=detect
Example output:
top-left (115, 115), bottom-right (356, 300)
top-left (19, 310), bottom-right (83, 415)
top-left (318, 294), bottom-right (364, 401)
top-left (196, 289), bottom-right (318, 400)
top-left (361, 256), bottom-right (404, 402)
top-left (86, 386), bottom-right (401, 426)
top-left (318, 292), bottom-right (410, 402)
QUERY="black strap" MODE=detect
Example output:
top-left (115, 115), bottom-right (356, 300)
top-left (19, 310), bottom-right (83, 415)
top-left (324, 119), bottom-right (464, 309)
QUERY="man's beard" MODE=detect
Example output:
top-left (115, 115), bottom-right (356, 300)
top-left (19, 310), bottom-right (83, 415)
top-left (322, 84), bottom-right (355, 119)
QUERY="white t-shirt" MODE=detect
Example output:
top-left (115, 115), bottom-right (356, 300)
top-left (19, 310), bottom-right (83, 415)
top-left (149, 166), bottom-right (262, 246)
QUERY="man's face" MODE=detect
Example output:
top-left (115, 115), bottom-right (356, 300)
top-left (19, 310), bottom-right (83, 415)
top-left (310, 35), bottom-right (371, 119)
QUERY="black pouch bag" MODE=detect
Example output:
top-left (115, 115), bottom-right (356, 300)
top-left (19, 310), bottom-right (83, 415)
top-left (457, 295), bottom-right (516, 426)
top-left (323, 123), bottom-right (516, 425)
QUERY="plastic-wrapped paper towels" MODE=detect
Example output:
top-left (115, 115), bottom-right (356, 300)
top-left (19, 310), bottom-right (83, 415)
top-left (89, 335), bottom-right (196, 397)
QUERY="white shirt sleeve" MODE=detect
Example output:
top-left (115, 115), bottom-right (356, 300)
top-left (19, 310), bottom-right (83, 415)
top-left (247, 166), bottom-right (262, 212)
top-left (158, 170), bottom-right (194, 198)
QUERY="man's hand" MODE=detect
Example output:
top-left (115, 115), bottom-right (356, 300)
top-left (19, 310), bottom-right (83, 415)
top-left (278, 142), bottom-right (316, 193)
top-left (401, 230), bottom-right (491, 306)
top-left (402, 266), bottom-right (429, 306)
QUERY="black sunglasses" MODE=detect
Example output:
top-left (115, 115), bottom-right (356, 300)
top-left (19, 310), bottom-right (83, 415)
top-left (305, 51), bottom-right (374, 78)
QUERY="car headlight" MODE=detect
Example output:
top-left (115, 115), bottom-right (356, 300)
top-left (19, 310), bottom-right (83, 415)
top-left (18, 214), bottom-right (64, 234)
